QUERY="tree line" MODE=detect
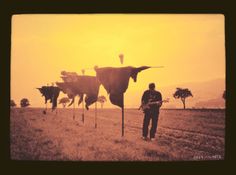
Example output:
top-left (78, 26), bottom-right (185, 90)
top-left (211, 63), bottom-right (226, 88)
top-left (10, 95), bottom-right (107, 108)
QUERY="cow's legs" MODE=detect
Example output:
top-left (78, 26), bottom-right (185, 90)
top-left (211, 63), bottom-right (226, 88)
top-left (68, 97), bottom-right (75, 107)
top-left (51, 96), bottom-right (54, 112)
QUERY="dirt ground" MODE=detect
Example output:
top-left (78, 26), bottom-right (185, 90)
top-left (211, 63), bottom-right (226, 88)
top-left (10, 108), bottom-right (225, 161)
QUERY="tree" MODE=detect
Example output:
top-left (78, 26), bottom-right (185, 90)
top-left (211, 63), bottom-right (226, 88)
top-left (223, 90), bottom-right (226, 100)
top-left (97, 95), bottom-right (107, 108)
top-left (173, 88), bottom-right (193, 109)
top-left (59, 97), bottom-right (70, 108)
top-left (20, 98), bottom-right (30, 108)
top-left (10, 100), bottom-right (16, 107)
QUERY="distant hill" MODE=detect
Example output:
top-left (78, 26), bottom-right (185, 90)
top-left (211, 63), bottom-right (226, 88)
top-left (195, 98), bottom-right (225, 108)
top-left (157, 78), bottom-right (225, 109)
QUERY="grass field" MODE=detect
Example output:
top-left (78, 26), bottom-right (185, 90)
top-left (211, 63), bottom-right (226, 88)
top-left (10, 108), bottom-right (225, 161)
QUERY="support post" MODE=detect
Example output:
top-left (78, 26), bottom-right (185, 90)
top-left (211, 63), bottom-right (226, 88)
top-left (43, 102), bottom-right (47, 114)
top-left (73, 101), bottom-right (75, 120)
top-left (122, 94), bottom-right (124, 137)
top-left (82, 100), bottom-right (84, 123)
top-left (95, 102), bottom-right (97, 128)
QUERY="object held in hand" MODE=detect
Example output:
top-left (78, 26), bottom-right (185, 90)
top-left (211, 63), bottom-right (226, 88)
top-left (139, 98), bottom-right (169, 111)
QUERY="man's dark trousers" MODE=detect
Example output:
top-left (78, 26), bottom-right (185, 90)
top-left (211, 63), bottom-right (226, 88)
top-left (142, 110), bottom-right (159, 138)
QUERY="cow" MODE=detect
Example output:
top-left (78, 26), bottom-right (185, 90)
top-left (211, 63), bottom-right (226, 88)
top-left (56, 75), bottom-right (101, 110)
top-left (56, 74), bottom-right (101, 122)
top-left (94, 66), bottom-right (150, 108)
top-left (94, 66), bottom-right (150, 136)
top-left (37, 86), bottom-right (61, 114)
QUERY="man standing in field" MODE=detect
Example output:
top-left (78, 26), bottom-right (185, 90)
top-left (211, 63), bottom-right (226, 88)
top-left (141, 83), bottom-right (162, 141)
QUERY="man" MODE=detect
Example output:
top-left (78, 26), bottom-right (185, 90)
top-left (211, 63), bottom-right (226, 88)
top-left (141, 83), bottom-right (162, 141)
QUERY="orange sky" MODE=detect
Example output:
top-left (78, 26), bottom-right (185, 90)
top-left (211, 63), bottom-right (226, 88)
top-left (11, 14), bottom-right (225, 108)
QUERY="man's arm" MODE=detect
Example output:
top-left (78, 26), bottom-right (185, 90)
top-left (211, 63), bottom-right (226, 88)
top-left (158, 92), bottom-right (163, 107)
top-left (141, 90), bottom-right (148, 104)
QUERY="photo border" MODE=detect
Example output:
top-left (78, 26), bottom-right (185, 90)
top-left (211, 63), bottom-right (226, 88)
top-left (1, 0), bottom-right (235, 174)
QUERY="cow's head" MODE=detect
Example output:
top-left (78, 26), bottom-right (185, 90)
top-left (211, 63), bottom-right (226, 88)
top-left (56, 82), bottom-right (67, 93)
top-left (130, 66), bottom-right (150, 82)
top-left (56, 82), bottom-right (74, 97)
top-left (37, 86), bottom-right (47, 96)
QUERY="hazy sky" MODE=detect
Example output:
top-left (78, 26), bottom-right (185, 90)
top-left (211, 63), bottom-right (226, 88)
top-left (11, 14), bottom-right (225, 108)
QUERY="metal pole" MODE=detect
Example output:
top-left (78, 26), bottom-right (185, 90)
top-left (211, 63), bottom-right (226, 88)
top-left (122, 94), bottom-right (124, 137)
top-left (95, 102), bottom-right (97, 128)
top-left (43, 102), bottom-right (47, 114)
top-left (73, 101), bottom-right (75, 120)
top-left (82, 100), bottom-right (84, 123)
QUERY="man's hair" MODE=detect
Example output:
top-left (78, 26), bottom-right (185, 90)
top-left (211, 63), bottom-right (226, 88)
top-left (149, 83), bottom-right (155, 90)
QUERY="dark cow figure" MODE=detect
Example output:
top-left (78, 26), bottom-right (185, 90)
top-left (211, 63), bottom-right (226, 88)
top-left (37, 86), bottom-right (61, 114)
top-left (94, 66), bottom-right (150, 136)
top-left (94, 66), bottom-right (150, 108)
top-left (56, 75), bottom-right (101, 110)
top-left (56, 73), bottom-right (101, 123)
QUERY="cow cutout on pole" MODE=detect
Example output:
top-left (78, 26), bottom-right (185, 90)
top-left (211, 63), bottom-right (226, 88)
top-left (56, 71), bottom-right (101, 124)
top-left (37, 85), bottom-right (61, 114)
top-left (94, 66), bottom-right (151, 136)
